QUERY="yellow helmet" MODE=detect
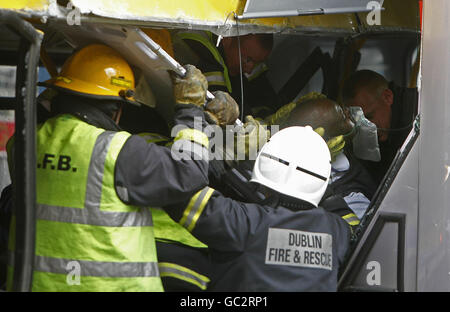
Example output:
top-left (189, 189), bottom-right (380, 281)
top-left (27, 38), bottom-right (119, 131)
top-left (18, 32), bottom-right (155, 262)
top-left (41, 44), bottom-right (137, 104)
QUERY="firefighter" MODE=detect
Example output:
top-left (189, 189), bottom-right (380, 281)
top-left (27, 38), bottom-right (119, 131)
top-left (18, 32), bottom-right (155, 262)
top-left (172, 31), bottom-right (278, 118)
top-left (163, 126), bottom-right (358, 291)
top-left (341, 69), bottom-right (419, 184)
top-left (6, 44), bottom-right (212, 292)
top-left (139, 92), bottom-right (239, 292)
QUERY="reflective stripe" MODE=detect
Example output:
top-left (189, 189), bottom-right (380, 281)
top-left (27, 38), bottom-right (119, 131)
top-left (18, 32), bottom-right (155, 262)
top-left (8, 253), bottom-right (159, 278)
top-left (177, 31), bottom-right (232, 93)
top-left (85, 131), bottom-right (115, 210)
top-left (174, 128), bottom-right (209, 149)
top-left (180, 187), bottom-right (215, 232)
top-left (204, 71), bottom-right (226, 87)
top-left (342, 213), bottom-right (360, 226)
top-left (116, 185), bottom-right (129, 203)
top-left (138, 132), bottom-right (170, 144)
top-left (36, 130), bottom-right (153, 227)
top-left (34, 255), bottom-right (159, 278)
top-left (36, 203), bottom-right (153, 227)
top-left (159, 262), bottom-right (210, 290)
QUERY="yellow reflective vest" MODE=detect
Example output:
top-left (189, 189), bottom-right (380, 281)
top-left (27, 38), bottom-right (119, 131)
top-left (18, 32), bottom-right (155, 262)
top-left (175, 31), bottom-right (233, 93)
top-left (7, 114), bottom-right (163, 292)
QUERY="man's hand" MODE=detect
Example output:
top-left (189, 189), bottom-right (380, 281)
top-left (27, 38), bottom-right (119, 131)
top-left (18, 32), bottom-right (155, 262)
top-left (204, 91), bottom-right (240, 127)
top-left (172, 64), bottom-right (208, 107)
top-left (235, 115), bottom-right (270, 160)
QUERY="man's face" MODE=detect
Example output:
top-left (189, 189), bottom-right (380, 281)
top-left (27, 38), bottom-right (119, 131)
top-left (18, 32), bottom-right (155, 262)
top-left (350, 88), bottom-right (392, 142)
top-left (314, 102), bottom-right (355, 143)
top-left (226, 36), bottom-right (271, 76)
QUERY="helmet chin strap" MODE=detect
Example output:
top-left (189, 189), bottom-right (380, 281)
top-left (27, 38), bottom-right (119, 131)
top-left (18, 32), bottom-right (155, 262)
top-left (262, 190), bottom-right (315, 211)
top-left (113, 103), bottom-right (124, 125)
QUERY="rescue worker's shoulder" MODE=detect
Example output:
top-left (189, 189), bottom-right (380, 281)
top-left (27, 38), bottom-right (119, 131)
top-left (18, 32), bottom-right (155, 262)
top-left (320, 194), bottom-right (360, 230)
top-left (114, 133), bottom-right (209, 207)
top-left (162, 187), bottom-right (268, 252)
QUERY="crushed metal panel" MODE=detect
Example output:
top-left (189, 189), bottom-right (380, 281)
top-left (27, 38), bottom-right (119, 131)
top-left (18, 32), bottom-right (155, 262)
top-left (71, 0), bottom-right (240, 24)
top-left (417, 0), bottom-right (450, 291)
top-left (238, 0), bottom-right (381, 19)
top-left (0, 0), bottom-right (49, 11)
top-left (234, 13), bottom-right (359, 36)
top-left (1, 1), bottom-right (417, 36)
top-left (70, 0), bottom-right (359, 36)
top-left (357, 0), bottom-right (420, 32)
top-left (339, 135), bottom-right (419, 291)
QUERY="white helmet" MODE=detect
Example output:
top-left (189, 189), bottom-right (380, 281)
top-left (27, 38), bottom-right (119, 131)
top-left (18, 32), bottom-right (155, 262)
top-left (251, 126), bottom-right (331, 207)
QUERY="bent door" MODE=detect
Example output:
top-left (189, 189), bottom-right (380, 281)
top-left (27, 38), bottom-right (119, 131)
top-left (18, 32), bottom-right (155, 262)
top-left (339, 0), bottom-right (450, 292)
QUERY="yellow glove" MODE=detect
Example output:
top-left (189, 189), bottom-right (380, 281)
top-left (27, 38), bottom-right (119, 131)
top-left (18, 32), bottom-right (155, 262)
top-left (327, 135), bottom-right (345, 162)
top-left (314, 127), bottom-right (345, 162)
top-left (171, 64), bottom-right (208, 107)
top-left (204, 91), bottom-right (240, 127)
top-left (235, 115), bottom-right (270, 160)
top-left (264, 101), bottom-right (297, 126)
top-left (264, 91), bottom-right (327, 126)
top-left (295, 91), bottom-right (327, 105)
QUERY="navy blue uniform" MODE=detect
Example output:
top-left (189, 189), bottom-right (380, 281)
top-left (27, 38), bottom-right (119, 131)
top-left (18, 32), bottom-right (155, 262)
top-left (164, 188), bottom-right (358, 291)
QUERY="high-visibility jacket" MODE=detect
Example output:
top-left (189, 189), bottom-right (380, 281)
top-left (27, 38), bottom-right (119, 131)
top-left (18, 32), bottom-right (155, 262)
top-left (8, 114), bottom-right (163, 292)
top-left (174, 31), bottom-right (233, 93)
top-left (151, 208), bottom-right (211, 291)
top-left (174, 31), bottom-right (270, 94)
top-left (139, 132), bottom-right (211, 291)
top-left (164, 187), bottom-right (359, 291)
top-left (173, 30), bottom-right (276, 118)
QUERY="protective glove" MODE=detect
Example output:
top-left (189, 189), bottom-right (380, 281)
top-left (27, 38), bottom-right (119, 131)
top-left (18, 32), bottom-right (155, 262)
top-left (264, 101), bottom-right (297, 126)
top-left (235, 115), bottom-right (270, 160)
top-left (204, 91), bottom-right (240, 127)
top-left (264, 91), bottom-right (327, 126)
top-left (171, 64), bottom-right (208, 107)
top-left (313, 127), bottom-right (325, 137)
top-left (327, 135), bottom-right (345, 163)
top-left (314, 127), bottom-right (345, 162)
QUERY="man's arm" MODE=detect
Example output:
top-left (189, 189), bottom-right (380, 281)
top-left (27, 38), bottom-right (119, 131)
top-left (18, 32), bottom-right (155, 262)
top-left (321, 194), bottom-right (360, 235)
top-left (115, 105), bottom-right (210, 207)
top-left (115, 65), bottom-right (211, 207)
top-left (163, 187), bottom-right (259, 252)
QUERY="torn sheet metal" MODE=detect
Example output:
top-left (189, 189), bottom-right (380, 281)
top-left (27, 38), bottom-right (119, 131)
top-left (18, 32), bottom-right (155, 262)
top-left (70, 0), bottom-right (357, 36)
top-left (0, 0), bottom-right (418, 36)
top-left (0, 0), bottom-right (48, 11)
top-left (238, 0), bottom-right (379, 20)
